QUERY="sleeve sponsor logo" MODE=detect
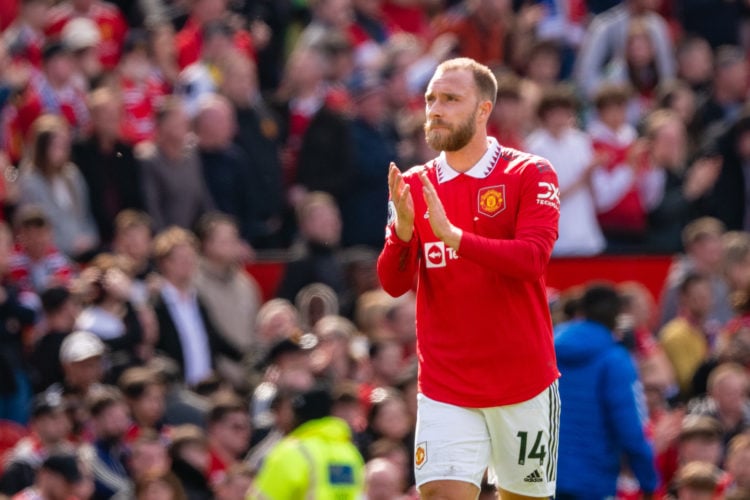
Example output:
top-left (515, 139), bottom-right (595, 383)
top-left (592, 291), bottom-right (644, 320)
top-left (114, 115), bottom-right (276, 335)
top-left (537, 182), bottom-right (560, 210)
top-left (478, 185), bottom-right (506, 217)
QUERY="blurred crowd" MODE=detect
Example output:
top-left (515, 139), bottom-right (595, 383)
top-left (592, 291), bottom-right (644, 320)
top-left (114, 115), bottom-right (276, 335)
top-left (1, 0), bottom-right (750, 498)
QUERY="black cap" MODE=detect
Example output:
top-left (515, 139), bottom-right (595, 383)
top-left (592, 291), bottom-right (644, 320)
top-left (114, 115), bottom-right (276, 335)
top-left (42, 453), bottom-right (82, 483)
top-left (40, 286), bottom-right (72, 314)
top-left (31, 391), bottom-right (66, 418)
top-left (292, 386), bottom-right (333, 425)
top-left (259, 334), bottom-right (317, 369)
top-left (42, 41), bottom-right (72, 62)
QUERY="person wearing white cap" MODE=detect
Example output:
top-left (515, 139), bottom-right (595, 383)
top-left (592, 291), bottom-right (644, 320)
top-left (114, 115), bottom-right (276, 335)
top-left (44, 331), bottom-right (106, 435)
top-left (61, 17), bottom-right (102, 89)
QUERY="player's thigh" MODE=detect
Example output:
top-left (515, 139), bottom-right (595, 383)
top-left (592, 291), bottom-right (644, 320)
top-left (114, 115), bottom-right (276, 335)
top-left (414, 393), bottom-right (490, 491)
top-left (420, 480), bottom-right (480, 500)
top-left (484, 381), bottom-right (560, 498)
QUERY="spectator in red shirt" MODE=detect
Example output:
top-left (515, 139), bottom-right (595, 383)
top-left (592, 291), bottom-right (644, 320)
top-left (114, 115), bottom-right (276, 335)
top-left (174, 0), bottom-right (254, 70)
top-left (117, 30), bottom-right (169, 146)
top-left (2, 0), bottom-right (49, 68)
top-left (11, 42), bottom-right (89, 153)
top-left (119, 367), bottom-right (168, 442)
top-left (487, 73), bottom-right (525, 151)
top-left (8, 206), bottom-right (74, 297)
top-left (378, 57), bottom-right (560, 499)
top-left (11, 453), bottom-right (83, 500)
top-left (431, 0), bottom-right (513, 70)
top-left (45, 0), bottom-right (128, 70)
top-left (205, 392), bottom-right (251, 487)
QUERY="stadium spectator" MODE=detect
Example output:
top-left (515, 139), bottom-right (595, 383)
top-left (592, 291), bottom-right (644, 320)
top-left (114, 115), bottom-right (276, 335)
top-left (173, 0), bottom-right (254, 70)
top-left (555, 284), bottom-right (658, 499)
top-left (148, 356), bottom-right (208, 429)
top-left (72, 87), bottom-right (144, 245)
top-left (151, 227), bottom-right (242, 387)
top-left (574, 0), bottom-right (674, 99)
top-left (640, 110), bottom-right (721, 253)
top-left (18, 114), bottom-right (99, 259)
top-left (118, 367), bottom-right (167, 441)
top-left (45, 0), bottom-right (128, 70)
top-left (725, 432), bottom-right (750, 494)
top-left (659, 217), bottom-right (731, 328)
top-left (587, 83), bottom-right (645, 248)
top-left (295, 0), bottom-right (353, 52)
top-left (194, 95), bottom-right (257, 243)
top-left (675, 37), bottom-right (713, 98)
top-left (1, 0), bottom-right (48, 68)
top-left (218, 53), bottom-right (285, 249)
top-left (277, 191), bottom-right (346, 303)
top-left (11, 453), bottom-right (83, 500)
top-left (9, 41), bottom-right (89, 156)
top-left (177, 21), bottom-right (234, 117)
top-left (86, 385), bottom-right (132, 499)
top-left (134, 472), bottom-right (187, 500)
top-left (688, 362), bottom-right (750, 447)
top-left (487, 73), bottom-right (525, 151)
top-left (168, 424), bottom-right (212, 500)
top-left (138, 97), bottom-right (214, 232)
top-left (0, 392), bottom-right (73, 495)
top-left (205, 392), bottom-right (251, 487)
top-left (0, 220), bottom-right (37, 424)
top-left (364, 457), bottom-right (408, 500)
top-left (692, 46), bottom-right (748, 142)
top-left (110, 210), bottom-right (155, 306)
top-left (74, 253), bottom-right (145, 374)
top-left (277, 47), bottom-right (354, 206)
top-left (194, 212), bottom-right (261, 387)
top-left (341, 72), bottom-right (399, 249)
top-left (28, 286), bottom-right (79, 393)
top-left (709, 112), bottom-right (750, 231)
top-left (117, 29), bottom-right (170, 146)
top-left (670, 460), bottom-right (726, 500)
top-left (527, 84), bottom-right (605, 256)
top-left (660, 273), bottom-right (715, 399)
top-left (60, 17), bottom-right (102, 90)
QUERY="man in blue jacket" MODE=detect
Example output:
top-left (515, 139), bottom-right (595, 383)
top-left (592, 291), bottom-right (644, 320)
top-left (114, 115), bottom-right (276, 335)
top-left (555, 284), bottom-right (659, 499)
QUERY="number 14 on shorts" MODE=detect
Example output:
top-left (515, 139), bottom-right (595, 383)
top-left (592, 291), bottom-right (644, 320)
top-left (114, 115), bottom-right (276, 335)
top-left (516, 431), bottom-right (546, 466)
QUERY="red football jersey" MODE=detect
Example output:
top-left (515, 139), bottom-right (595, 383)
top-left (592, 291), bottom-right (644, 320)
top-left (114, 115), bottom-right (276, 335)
top-left (377, 138), bottom-right (560, 407)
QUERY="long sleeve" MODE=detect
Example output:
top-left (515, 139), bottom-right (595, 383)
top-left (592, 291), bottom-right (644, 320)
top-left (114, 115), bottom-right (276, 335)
top-left (377, 227), bottom-right (419, 297)
top-left (602, 349), bottom-right (659, 494)
top-left (457, 163), bottom-right (559, 281)
top-left (70, 165), bottom-right (100, 245)
top-left (250, 442), bottom-right (309, 500)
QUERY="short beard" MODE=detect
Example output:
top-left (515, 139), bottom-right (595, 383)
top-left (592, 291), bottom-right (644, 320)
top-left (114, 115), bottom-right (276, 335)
top-left (424, 108), bottom-right (477, 152)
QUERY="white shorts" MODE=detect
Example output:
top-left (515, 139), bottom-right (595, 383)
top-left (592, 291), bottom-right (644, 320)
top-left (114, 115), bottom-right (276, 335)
top-left (414, 381), bottom-right (560, 497)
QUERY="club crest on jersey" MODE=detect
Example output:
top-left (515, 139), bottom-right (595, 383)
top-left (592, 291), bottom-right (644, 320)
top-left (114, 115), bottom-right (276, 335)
top-left (478, 185), bottom-right (506, 217)
top-left (415, 442), bottom-right (427, 469)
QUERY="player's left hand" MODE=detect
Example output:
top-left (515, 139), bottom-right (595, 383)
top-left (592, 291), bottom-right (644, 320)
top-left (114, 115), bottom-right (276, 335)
top-left (419, 171), bottom-right (462, 250)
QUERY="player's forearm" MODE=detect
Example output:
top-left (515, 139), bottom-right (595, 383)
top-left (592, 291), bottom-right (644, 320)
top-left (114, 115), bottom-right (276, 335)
top-left (457, 228), bottom-right (555, 281)
top-left (377, 233), bottom-right (419, 296)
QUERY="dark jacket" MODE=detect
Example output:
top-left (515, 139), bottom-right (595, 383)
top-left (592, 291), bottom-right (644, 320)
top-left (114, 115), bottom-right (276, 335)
top-left (72, 137), bottom-right (144, 244)
top-left (341, 117), bottom-right (398, 249)
top-left (233, 102), bottom-right (285, 248)
top-left (153, 292), bottom-right (242, 379)
top-left (555, 319), bottom-right (658, 498)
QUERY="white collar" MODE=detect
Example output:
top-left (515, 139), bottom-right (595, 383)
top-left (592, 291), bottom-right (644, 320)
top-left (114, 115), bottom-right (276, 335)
top-left (435, 137), bottom-right (502, 184)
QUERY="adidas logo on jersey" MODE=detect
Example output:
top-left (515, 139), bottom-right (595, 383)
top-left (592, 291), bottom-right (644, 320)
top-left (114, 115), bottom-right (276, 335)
top-left (523, 470), bottom-right (543, 483)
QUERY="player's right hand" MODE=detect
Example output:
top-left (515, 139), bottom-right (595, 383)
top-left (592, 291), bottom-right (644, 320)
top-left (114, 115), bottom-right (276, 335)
top-left (388, 162), bottom-right (415, 242)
